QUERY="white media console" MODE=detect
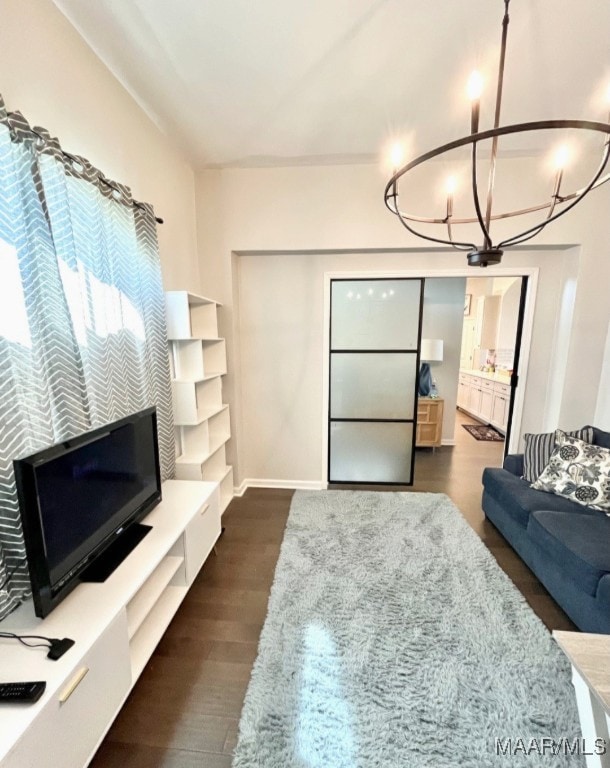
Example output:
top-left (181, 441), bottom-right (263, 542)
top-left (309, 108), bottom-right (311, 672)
top-left (0, 479), bottom-right (220, 768)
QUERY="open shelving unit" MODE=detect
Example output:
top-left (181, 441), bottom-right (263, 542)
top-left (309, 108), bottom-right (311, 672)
top-left (165, 291), bottom-right (234, 515)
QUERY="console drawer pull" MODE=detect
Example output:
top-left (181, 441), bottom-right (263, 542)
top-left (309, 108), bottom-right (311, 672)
top-left (199, 503), bottom-right (209, 517)
top-left (59, 667), bottom-right (89, 704)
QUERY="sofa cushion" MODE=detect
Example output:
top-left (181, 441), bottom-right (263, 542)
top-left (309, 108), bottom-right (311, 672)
top-left (592, 427), bottom-right (610, 449)
top-left (482, 467), bottom-right (596, 528)
top-left (528, 510), bottom-right (610, 597)
top-left (503, 453), bottom-right (524, 477)
top-left (522, 426), bottom-right (594, 482)
top-left (532, 432), bottom-right (610, 512)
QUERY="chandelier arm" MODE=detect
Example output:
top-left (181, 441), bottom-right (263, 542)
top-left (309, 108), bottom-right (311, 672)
top-left (395, 208), bottom-right (476, 251)
top-left (384, 124), bottom-right (610, 225)
top-left (446, 218), bottom-right (472, 250)
top-left (484, 0), bottom-right (511, 233)
top-left (504, 170), bottom-right (566, 248)
top-left (445, 201), bottom-right (453, 244)
top-left (498, 141), bottom-right (610, 248)
top-left (385, 121), bottom-right (610, 187)
top-left (384, 188), bottom-right (398, 215)
top-left (545, 168), bottom-right (564, 222)
top-left (471, 141), bottom-right (492, 248)
top-left (384, 179), bottom-right (476, 249)
top-left (495, 213), bottom-right (558, 251)
top-left (390, 172), bottom-right (610, 226)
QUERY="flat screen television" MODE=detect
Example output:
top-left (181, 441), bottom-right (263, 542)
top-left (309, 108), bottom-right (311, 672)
top-left (14, 407), bottom-right (162, 618)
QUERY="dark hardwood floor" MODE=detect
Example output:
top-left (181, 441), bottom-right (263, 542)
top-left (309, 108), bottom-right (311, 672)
top-left (90, 409), bottom-right (575, 768)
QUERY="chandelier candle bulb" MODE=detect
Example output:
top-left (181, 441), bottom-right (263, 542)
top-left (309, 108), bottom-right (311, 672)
top-left (467, 70), bottom-right (484, 101)
top-left (470, 99), bottom-right (480, 134)
top-left (445, 176), bottom-right (456, 220)
top-left (554, 144), bottom-right (570, 170)
top-left (467, 70), bottom-right (483, 134)
top-left (550, 145), bottom-right (569, 202)
top-left (390, 142), bottom-right (404, 173)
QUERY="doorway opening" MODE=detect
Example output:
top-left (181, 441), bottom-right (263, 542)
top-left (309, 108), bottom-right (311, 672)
top-left (414, 274), bottom-right (528, 484)
top-left (322, 270), bottom-right (532, 489)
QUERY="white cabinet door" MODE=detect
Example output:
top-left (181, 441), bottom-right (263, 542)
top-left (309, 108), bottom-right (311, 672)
top-left (184, 492), bottom-right (221, 584)
top-left (468, 384), bottom-right (482, 415)
top-left (3, 612), bottom-right (131, 768)
top-left (457, 381), bottom-right (469, 409)
top-left (460, 319), bottom-right (477, 369)
top-left (479, 389), bottom-right (493, 422)
top-left (492, 393), bottom-right (508, 432)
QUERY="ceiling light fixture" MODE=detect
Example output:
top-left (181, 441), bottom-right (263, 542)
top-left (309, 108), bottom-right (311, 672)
top-left (384, 0), bottom-right (610, 267)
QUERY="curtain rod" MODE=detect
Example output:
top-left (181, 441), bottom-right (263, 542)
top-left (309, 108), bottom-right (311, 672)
top-left (6, 111), bottom-right (164, 225)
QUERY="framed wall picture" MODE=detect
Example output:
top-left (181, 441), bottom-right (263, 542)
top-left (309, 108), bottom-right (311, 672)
top-left (464, 293), bottom-right (472, 316)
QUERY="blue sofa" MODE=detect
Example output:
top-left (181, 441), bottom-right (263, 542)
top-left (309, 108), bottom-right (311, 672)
top-left (482, 427), bottom-right (610, 634)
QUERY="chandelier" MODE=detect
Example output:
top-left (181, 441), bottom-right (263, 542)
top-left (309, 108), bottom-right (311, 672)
top-left (384, 0), bottom-right (610, 267)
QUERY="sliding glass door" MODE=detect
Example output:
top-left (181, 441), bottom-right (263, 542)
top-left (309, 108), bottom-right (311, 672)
top-left (328, 278), bottom-right (423, 484)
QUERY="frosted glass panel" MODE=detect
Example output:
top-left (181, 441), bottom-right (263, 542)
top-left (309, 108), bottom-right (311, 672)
top-left (330, 422), bottom-right (413, 483)
top-left (331, 279), bottom-right (422, 350)
top-left (331, 353), bottom-right (417, 419)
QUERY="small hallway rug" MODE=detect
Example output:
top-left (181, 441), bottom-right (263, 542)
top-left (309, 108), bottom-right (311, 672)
top-left (232, 491), bottom-right (584, 768)
top-left (233, 491), bottom-right (585, 768)
top-left (462, 423), bottom-right (505, 442)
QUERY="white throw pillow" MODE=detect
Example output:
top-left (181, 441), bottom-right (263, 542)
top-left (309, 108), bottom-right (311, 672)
top-left (531, 430), bottom-right (610, 512)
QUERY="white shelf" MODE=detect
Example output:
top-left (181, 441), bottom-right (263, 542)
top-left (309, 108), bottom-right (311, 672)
top-left (172, 338), bottom-right (227, 380)
top-left (166, 291), bottom-right (233, 511)
top-left (126, 555), bottom-right (184, 640)
top-left (172, 378), bottom-right (224, 425)
top-left (220, 467), bottom-right (234, 516)
top-left (177, 405), bottom-right (231, 459)
top-left (165, 291), bottom-right (222, 340)
top-left (129, 585), bottom-right (187, 682)
top-left (173, 373), bottom-right (222, 384)
top-left (175, 445), bottom-right (232, 483)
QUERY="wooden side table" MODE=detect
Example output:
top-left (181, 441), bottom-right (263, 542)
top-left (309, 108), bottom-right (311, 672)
top-left (553, 631), bottom-right (610, 767)
top-left (416, 397), bottom-right (444, 449)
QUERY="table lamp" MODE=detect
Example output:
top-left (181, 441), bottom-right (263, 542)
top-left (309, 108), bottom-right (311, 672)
top-left (418, 339), bottom-right (444, 397)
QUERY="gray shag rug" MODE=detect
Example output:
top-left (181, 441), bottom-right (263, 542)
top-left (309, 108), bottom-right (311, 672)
top-left (233, 491), bottom-right (584, 767)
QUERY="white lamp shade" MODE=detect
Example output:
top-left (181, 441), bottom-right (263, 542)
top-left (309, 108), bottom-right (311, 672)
top-left (420, 338), bottom-right (444, 362)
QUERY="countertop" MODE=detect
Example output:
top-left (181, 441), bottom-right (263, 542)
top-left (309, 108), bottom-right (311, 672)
top-left (460, 368), bottom-right (512, 384)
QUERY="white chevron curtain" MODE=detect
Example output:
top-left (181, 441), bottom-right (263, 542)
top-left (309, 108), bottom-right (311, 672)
top-left (0, 96), bottom-right (174, 620)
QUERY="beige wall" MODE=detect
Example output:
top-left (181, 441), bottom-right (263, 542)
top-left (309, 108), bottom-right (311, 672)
top-left (197, 161), bottom-right (610, 487)
top-left (236, 266), bottom-right (466, 487)
top-left (0, 0), bottom-right (200, 292)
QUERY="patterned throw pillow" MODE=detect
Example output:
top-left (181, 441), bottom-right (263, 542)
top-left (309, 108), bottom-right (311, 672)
top-left (531, 430), bottom-right (610, 512)
top-left (522, 426), bottom-right (594, 483)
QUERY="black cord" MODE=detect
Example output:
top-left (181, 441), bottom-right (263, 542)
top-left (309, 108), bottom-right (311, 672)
top-left (0, 558), bottom-right (27, 592)
top-left (0, 632), bottom-right (51, 649)
top-left (0, 632), bottom-right (75, 660)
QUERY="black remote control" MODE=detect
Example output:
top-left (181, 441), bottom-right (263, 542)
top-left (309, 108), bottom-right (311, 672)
top-left (0, 681), bottom-right (46, 703)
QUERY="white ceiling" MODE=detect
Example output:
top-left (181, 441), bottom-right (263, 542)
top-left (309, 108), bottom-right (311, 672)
top-left (53, 0), bottom-right (610, 169)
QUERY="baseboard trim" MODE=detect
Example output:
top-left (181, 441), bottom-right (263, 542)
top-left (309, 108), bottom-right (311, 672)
top-left (235, 478), bottom-right (326, 494)
top-left (441, 439), bottom-right (456, 446)
top-left (234, 480), bottom-right (248, 497)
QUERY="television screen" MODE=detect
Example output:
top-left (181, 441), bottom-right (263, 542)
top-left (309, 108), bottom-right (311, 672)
top-left (14, 408), bottom-right (162, 617)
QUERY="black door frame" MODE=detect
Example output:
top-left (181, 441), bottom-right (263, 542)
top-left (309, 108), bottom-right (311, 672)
top-left (327, 277), bottom-right (424, 486)
top-left (503, 275), bottom-right (529, 456)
